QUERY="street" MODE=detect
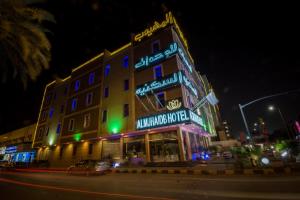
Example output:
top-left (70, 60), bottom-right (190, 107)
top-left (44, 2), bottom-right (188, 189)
top-left (0, 171), bottom-right (300, 200)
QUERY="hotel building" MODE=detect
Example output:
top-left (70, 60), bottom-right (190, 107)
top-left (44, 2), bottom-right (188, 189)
top-left (32, 12), bottom-right (219, 167)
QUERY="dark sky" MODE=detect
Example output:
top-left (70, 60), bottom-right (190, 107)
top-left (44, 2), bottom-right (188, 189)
top-left (1, 0), bottom-right (300, 137)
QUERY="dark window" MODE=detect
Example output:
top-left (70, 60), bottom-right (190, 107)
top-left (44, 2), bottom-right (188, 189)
top-left (53, 92), bottom-right (57, 100)
top-left (39, 127), bottom-right (44, 138)
top-left (88, 143), bottom-right (93, 155)
top-left (45, 94), bottom-right (52, 105)
top-left (56, 123), bottom-right (61, 134)
top-left (74, 80), bottom-right (80, 91)
top-left (41, 110), bottom-right (47, 121)
top-left (69, 119), bottom-right (74, 131)
top-left (104, 65), bottom-right (110, 77)
top-left (88, 72), bottom-right (95, 85)
top-left (45, 126), bottom-right (49, 136)
top-left (152, 40), bottom-right (160, 53)
top-left (104, 87), bottom-right (109, 98)
top-left (86, 92), bottom-right (93, 106)
top-left (102, 110), bottom-right (107, 122)
top-left (154, 65), bottom-right (163, 79)
top-left (156, 92), bottom-right (165, 109)
top-left (123, 104), bottom-right (129, 117)
top-left (59, 146), bottom-right (64, 158)
top-left (124, 79), bottom-right (129, 91)
top-left (49, 107), bottom-right (54, 118)
top-left (71, 98), bottom-right (77, 111)
top-left (60, 104), bottom-right (64, 113)
top-left (64, 86), bottom-right (68, 95)
top-left (123, 56), bottom-right (129, 68)
top-left (72, 145), bottom-right (77, 156)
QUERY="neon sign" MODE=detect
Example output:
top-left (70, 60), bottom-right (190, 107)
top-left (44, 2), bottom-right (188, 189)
top-left (166, 98), bottom-right (182, 111)
top-left (5, 146), bottom-right (17, 154)
top-left (0, 147), bottom-right (6, 155)
top-left (136, 108), bottom-right (204, 130)
top-left (135, 71), bottom-right (197, 97)
top-left (135, 42), bottom-right (192, 73)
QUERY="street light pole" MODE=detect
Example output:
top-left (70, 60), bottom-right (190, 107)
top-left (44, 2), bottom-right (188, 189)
top-left (239, 104), bottom-right (251, 141)
top-left (277, 107), bottom-right (292, 140)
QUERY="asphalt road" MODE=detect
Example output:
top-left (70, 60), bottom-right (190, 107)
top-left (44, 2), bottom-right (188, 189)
top-left (0, 171), bottom-right (300, 200)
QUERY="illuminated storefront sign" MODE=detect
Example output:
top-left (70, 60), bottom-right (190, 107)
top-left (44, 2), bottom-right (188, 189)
top-left (0, 147), bottom-right (6, 155)
top-left (136, 71), bottom-right (197, 97)
top-left (135, 42), bottom-right (192, 73)
top-left (5, 146), bottom-right (17, 154)
top-left (134, 12), bottom-right (188, 50)
top-left (166, 98), bottom-right (182, 111)
top-left (136, 108), bottom-right (204, 130)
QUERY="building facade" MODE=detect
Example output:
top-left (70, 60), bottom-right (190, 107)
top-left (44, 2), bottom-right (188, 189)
top-left (0, 124), bottom-right (36, 164)
top-left (32, 12), bottom-right (218, 167)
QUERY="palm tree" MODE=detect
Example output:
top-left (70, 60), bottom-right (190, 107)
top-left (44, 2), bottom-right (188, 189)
top-left (0, 0), bottom-right (55, 88)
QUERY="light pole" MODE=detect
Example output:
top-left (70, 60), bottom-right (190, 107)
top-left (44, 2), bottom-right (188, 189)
top-left (268, 105), bottom-right (292, 140)
top-left (238, 89), bottom-right (300, 142)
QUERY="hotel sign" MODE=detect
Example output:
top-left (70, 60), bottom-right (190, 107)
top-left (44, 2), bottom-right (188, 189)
top-left (134, 12), bottom-right (188, 49)
top-left (136, 108), bottom-right (204, 130)
top-left (136, 71), bottom-right (197, 97)
top-left (135, 42), bottom-right (192, 73)
top-left (166, 98), bottom-right (182, 111)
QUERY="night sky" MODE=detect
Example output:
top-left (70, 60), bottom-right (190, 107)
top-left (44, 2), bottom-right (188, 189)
top-left (1, 1), bottom-right (300, 137)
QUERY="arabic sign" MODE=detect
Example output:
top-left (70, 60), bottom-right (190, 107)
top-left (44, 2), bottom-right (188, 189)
top-left (166, 98), bottom-right (182, 111)
top-left (135, 42), bottom-right (192, 73)
top-left (136, 108), bottom-right (204, 130)
top-left (135, 71), bottom-right (197, 97)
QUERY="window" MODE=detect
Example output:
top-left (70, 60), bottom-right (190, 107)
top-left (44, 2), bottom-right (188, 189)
top-left (64, 86), bottom-right (68, 95)
top-left (124, 79), bottom-right (129, 91)
top-left (60, 104), bottom-right (64, 113)
top-left (123, 104), bottom-right (129, 117)
top-left (123, 56), bottom-right (129, 68)
top-left (88, 72), bottom-right (95, 85)
top-left (45, 94), bottom-right (52, 105)
top-left (156, 92), bottom-right (165, 109)
top-left (38, 127), bottom-right (44, 138)
top-left (154, 65), bottom-right (163, 79)
top-left (41, 110), bottom-right (47, 121)
top-left (83, 113), bottom-right (91, 128)
top-left (104, 87), bottom-right (109, 98)
top-left (59, 146), bottom-right (64, 158)
top-left (45, 126), bottom-right (49, 136)
top-left (53, 92), bottom-right (57, 100)
top-left (68, 119), bottom-right (75, 131)
top-left (104, 64), bottom-right (110, 77)
top-left (102, 110), bottom-right (107, 122)
top-left (49, 107), bottom-right (54, 119)
top-left (88, 143), bottom-right (93, 155)
top-left (86, 92), bottom-right (93, 106)
top-left (71, 98), bottom-right (77, 111)
top-left (56, 123), bottom-right (61, 134)
top-left (152, 40), bottom-right (160, 53)
top-left (72, 145), bottom-right (77, 156)
top-left (74, 80), bottom-right (80, 91)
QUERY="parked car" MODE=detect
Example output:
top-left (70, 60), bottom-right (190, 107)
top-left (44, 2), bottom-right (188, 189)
top-left (222, 151), bottom-right (233, 159)
top-left (67, 160), bottom-right (111, 175)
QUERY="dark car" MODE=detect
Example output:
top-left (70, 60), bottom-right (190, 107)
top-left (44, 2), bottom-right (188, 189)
top-left (67, 160), bottom-right (111, 176)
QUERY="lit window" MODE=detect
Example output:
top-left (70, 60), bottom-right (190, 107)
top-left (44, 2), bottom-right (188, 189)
top-left (104, 64), bottom-right (110, 77)
top-left (83, 113), bottom-right (91, 128)
top-left (88, 72), bottom-right (95, 85)
top-left (71, 98), bottom-right (77, 111)
top-left (123, 56), bottom-right (129, 68)
top-left (56, 123), bottom-right (61, 134)
top-left (156, 92), bottom-right (165, 109)
top-left (154, 65), bottom-right (163, 79)
top-left (123, 104), bottom-right (129, 117)
top-left (86, 92), bottom-right (93, 106)
top-left (49, 107), bottom-right (54, 118)
top-left (102, 110), bottom-right (107, 122)
top-left (124, 79), bottom-right (129, 91)
top-left (74, 80), bottom-right (80, 91)
top-left (104, 87), bottom-right (109, 98)
top-left (68, 119), bottom-right (75, 131)
top-left (152, 40), bottom-right (160, 53)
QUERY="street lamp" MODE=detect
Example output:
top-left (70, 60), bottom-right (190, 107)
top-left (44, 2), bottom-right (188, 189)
top-left (268, 105), bottom-right (291, 139)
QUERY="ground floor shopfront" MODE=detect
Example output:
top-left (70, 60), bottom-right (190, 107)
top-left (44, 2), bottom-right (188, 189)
top-left (0, 145), bottom-right (35, 163)
top-left (36, 124), bottom-right (211, 168)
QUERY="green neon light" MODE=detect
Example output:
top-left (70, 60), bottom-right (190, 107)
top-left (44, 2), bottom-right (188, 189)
top-left (73, 133), bottom-right (81, 141)
top-left (108, 118), bottom-right (122, 134)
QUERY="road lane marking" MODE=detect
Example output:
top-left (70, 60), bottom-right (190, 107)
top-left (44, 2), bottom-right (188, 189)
top-left (0, 178), bottom-right (176, 200)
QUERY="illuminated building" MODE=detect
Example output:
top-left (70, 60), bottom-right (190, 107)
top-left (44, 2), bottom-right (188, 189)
top-left (32, 12), bottom-right (219, 166)
top-left (0, 124), bottom-right (36, 163)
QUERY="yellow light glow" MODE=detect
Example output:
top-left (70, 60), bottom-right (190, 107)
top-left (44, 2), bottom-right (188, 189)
top-left (111, 43), bottom-right (131, 55)
top-left (72, 52), bottom-right (104, 72)
top-left (61, 76), bottom-right (71, 82)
